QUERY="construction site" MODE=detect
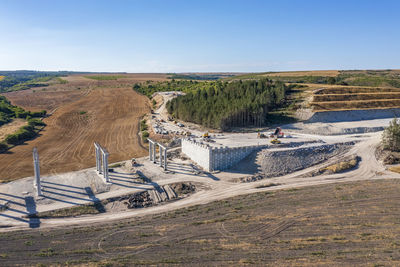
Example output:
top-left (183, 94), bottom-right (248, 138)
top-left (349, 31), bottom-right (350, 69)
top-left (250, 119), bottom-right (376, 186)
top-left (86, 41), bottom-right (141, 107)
top-left (1, 74), bottom-right (400, 265)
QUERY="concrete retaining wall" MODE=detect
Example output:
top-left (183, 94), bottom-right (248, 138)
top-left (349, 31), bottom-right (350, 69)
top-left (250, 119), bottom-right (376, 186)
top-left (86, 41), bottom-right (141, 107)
top-left (181, 139), bottom-right (211, 171)
top-left (182, 139), bottom-right (265, 171)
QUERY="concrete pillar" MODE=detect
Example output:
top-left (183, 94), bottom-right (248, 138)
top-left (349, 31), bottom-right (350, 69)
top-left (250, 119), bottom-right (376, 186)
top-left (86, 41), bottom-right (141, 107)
top-left (94, 143), bottom-right (101, 173)
top-left (153, 142), bottom-right (156, 163)
top-left (149, 142), bottom-right (153, 161)
top-left (102, 149), bottom-right (109, 183)
top-left (164, 148), bottom-right (167, 170)
top-left (159, 145), bottom-right (163, 167)
top-left (32, 148), bottom-right (42, 196)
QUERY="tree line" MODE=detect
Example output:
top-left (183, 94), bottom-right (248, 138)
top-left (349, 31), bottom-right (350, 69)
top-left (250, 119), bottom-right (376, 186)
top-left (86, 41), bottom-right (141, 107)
top-left (166, 79), bottom-right (289, 130)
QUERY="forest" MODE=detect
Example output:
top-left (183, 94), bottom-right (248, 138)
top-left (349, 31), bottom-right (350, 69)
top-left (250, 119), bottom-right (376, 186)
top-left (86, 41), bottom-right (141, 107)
top-left (166, 79), bottom-right (289, 130)
top-left (133, 79), bottom-right (212, 98)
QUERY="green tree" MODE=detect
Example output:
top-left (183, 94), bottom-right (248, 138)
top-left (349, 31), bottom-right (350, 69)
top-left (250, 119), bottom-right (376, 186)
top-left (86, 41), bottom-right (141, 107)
top-left (382, 118), bottom-right (400, 151)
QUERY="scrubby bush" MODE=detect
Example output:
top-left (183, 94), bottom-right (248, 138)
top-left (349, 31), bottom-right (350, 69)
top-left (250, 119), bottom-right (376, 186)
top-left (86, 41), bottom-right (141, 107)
top-left (142, 130), bottom-right (149, 143)
top-left (140, 119), bottom-right (148, 131)
top-left (0, 142), bottom-right (8, 152)
top-left (5, 125), bottom-right (37, 145)
top-left (30, 110), bottom-right (46, 117)
top-left (28, 118), bottom-right (46, 127)
top-left (382, 118), bottom-right (400, 151)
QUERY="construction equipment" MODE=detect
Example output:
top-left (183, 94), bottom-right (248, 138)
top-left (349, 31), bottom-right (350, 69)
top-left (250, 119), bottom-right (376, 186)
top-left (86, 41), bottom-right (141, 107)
top-left (257, 132), bottom-right (267, 138)
top-left (270, 127), bottom-right (284, 138)
top-left (202, 132), bottom-right (210, 138)
top-left (270, 138), bottom-right (281, 144)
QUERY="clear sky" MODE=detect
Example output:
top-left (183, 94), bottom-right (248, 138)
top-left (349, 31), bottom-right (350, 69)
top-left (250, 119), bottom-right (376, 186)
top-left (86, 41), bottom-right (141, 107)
top-left (1, 0), bottom-right (399, 72)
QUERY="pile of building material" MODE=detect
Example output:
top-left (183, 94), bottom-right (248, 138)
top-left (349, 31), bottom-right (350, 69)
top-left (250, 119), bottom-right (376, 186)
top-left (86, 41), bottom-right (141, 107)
top-left (261, 142), bottom-right (354, 177)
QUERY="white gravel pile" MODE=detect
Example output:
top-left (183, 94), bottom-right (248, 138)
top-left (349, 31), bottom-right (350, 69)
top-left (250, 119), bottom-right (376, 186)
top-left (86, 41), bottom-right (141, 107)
top-left (261, 142), bottom-right (354, 177)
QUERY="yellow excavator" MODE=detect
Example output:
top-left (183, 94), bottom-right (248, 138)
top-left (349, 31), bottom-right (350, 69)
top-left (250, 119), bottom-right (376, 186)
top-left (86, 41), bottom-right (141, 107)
top-left (202, 132), bottom-right (210, 138)
top-left (270, 138), bottom-right (281, 144)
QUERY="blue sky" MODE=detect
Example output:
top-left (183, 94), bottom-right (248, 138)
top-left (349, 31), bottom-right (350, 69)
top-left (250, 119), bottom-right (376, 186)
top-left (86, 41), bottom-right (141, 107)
top-left (1, 0), bottom-right (399, 72)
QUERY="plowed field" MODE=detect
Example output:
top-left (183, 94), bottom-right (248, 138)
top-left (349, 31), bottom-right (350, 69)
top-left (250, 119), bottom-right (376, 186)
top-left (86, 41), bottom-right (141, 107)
top-left (0, 74), bottom-right (166, 182)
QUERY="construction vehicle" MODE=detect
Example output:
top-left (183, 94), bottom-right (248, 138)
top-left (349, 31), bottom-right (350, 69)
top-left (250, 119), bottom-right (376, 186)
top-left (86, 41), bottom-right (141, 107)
top-left (202, 132), bottom-right (210, 138)
top-left (257, 132), bottom-right (267, 138)
top-left (270, 138), bottom-right (281, 144)
top-left (270, 127), bottom-right (284, 138)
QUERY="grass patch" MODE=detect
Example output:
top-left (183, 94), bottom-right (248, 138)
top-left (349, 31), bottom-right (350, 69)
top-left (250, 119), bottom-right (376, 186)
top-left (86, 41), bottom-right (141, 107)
top-left (79, 111), bottom-right (87, 115)
top-left (109, 163), bottom-right (122, 168)
top-left (35, 248), bottom-right (58, 257)
top-left (84, 75), bottom-right (125, 81)
top-left (55, 77), bottom-right (68, 84)
top-left (255, 183), bottom-right (281, 189)
top-left (311, 251), bottom-right (326, 256)
top-left (320, 156), bottom-right (360, 174)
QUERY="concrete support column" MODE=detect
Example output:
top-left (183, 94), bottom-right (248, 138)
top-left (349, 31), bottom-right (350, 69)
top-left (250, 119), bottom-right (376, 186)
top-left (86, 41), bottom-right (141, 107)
top-left (153, 142), bottom-right (156, 163)
top-left (102, 149), bottom-right (109, 183)
top-left (94, 143), bottom-right (101, 173)
top-left (33, 148), bottom-right (42, 196)
top-left (159, 145), bottom-right (163, 167)
top-left (149, 142), bottom-right (153, 161)
top-left (164, 148), bottom-right (167, 170)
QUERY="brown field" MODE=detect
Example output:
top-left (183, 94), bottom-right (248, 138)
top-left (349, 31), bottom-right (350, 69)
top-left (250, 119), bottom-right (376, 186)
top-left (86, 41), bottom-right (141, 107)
top-left (1, 179), bottom-right (399, 265)
top-left (265, 70), bottom-right (339, 77)
top-left (0, 74), bottom-right (167, 182)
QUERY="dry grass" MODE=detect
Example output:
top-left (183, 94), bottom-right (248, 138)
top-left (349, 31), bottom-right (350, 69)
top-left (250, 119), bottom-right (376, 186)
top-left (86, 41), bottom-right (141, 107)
top-left (0, 119), bottom-right (27, 141)
top-left (2, 179), bottom-right (400, 265)
top-left (308, 84), bottom-right (400, 111)
top-left (264, 70), bottom-right (339, 77)
top-left (311, 99), bottom-right (400, 111)
top-left (314, 87), bottom-right (400, 95)
top-left (320, 156), bottom-right (359, 173)
top-left (313, 92), bottom-right (400, 102)
top-left (389, 165), bottom-right (400, 173)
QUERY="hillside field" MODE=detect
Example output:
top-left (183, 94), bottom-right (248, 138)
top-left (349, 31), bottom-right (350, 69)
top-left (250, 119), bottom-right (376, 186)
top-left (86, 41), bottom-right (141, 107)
top-left (0, 179), bottom-right (399, 265)
top-left (0, 74), bottom-right (167, 182)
